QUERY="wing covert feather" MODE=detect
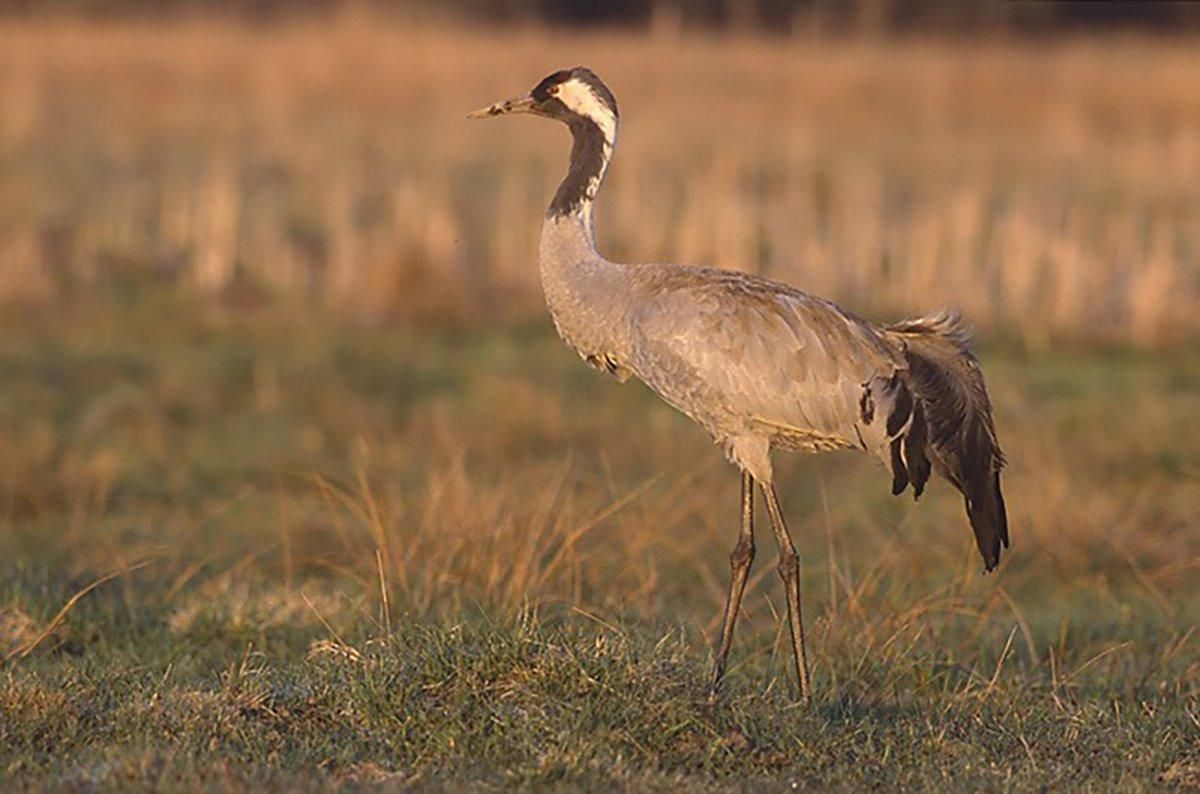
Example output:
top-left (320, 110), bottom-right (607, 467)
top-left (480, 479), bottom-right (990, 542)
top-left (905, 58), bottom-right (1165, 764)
top-left (625, 266), bottom-right (901, 443)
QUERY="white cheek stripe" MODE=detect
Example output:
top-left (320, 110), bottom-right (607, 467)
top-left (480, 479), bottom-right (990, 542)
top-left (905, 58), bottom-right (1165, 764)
top-left (556, 79), bottom-right (618, 145)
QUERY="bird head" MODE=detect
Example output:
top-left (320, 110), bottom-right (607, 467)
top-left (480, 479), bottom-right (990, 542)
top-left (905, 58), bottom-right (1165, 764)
top-left (469, 67), bottom-right (618, 141)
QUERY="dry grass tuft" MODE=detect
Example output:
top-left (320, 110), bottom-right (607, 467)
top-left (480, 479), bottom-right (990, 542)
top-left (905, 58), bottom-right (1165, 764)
top-left (0, 605), bottom-right (39, 658)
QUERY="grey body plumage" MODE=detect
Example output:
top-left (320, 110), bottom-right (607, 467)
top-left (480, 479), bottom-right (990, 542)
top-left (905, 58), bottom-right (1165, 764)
top-left (471, 67), bottom-right (1009, 701)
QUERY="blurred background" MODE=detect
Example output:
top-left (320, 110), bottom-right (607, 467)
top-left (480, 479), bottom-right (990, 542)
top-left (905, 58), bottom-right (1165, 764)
top-left (1, 4), bottom-right (1197, 787)
top-left (1, 0), bottom-right (1197, 343)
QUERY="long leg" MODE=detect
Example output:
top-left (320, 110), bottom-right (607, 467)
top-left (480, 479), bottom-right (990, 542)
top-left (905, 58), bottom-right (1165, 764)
top-left (762, 484), bottom-right (811, 702)
top-left (709, 470), bottom-right (755, 698)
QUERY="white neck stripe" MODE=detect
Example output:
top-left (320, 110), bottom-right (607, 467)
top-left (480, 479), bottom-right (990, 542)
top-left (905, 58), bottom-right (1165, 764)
top-left (556, 78), bottom-right (618, 146)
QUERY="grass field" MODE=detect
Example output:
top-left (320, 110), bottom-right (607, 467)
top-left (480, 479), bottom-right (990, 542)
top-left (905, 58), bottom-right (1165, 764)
top-left (1, 294), bottom-right (1197, 789)
top-left (1, 12), bottom-right (1198, 791)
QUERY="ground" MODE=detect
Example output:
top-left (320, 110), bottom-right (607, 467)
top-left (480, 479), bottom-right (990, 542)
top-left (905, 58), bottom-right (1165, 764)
top-left (0, 294), bottom-right (1196, 790)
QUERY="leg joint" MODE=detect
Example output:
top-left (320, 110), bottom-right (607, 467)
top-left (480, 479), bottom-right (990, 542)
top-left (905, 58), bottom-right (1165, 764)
top-left (776, 549), bottom-right (799, 580)
top-left (730, 537), bottom-right (755, 569)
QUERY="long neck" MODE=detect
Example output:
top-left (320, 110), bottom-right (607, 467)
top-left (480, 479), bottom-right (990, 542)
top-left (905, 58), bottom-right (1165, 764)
top-left (546, 117), bottom-right (615, 237)
top-left (539, 115), bottom-right (629, 360)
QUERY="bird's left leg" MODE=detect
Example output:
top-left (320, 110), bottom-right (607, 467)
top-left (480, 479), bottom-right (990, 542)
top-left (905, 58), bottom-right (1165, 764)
top-left (709, 470), bottom-right (755, 698)
top-left (762, 484), bottom-right (812, 702)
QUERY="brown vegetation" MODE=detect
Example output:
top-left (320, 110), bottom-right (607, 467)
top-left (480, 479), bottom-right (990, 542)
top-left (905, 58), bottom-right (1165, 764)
top-left (0, 298), bottom-right (1196, 787)
top-left (0, 20), bottom-right (1196, 785)
top-left (0, 16), bottom-right (1197, 344)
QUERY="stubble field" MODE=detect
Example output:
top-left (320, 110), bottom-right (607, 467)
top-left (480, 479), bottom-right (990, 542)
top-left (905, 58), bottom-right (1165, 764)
top-left (1, 15), bottom-right (1198, 790)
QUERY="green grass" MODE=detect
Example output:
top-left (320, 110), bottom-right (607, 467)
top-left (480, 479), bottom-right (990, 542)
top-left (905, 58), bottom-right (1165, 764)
top-left (1, 293), bottom-right (1198, 790)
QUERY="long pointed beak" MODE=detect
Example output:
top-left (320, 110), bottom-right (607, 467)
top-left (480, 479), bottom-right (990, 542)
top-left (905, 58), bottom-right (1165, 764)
top-left (467, 93), bottom-right (536, 119)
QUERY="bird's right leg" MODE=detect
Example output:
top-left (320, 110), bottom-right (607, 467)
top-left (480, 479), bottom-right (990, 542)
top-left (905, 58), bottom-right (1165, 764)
top-left (709, 470), bottom-right (755, 698)
top-left (762, 484), bottom-right (812, 702)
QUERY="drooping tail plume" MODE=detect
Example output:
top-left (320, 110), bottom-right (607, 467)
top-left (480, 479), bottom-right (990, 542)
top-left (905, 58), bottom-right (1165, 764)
top-left (886, 311), bottom-right (1009, 571)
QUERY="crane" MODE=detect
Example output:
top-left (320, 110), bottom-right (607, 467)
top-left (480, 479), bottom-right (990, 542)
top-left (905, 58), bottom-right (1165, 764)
top-left (469, 67), bottom-right (1008, 701)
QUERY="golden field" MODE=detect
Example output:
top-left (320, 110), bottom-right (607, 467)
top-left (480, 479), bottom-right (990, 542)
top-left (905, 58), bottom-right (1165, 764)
top-left (0, 16), bottom-right (1197, 789)
top-left (0, 16), bottom-right (1197, 344)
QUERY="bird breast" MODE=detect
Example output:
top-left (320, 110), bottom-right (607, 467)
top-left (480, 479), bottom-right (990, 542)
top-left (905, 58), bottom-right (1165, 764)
top-left (539, 216), bottom-right (636, 376)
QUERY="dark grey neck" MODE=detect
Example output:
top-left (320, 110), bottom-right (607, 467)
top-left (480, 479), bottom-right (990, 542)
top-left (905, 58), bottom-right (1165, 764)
top-left (547, 118), bottom-right (612, 218)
